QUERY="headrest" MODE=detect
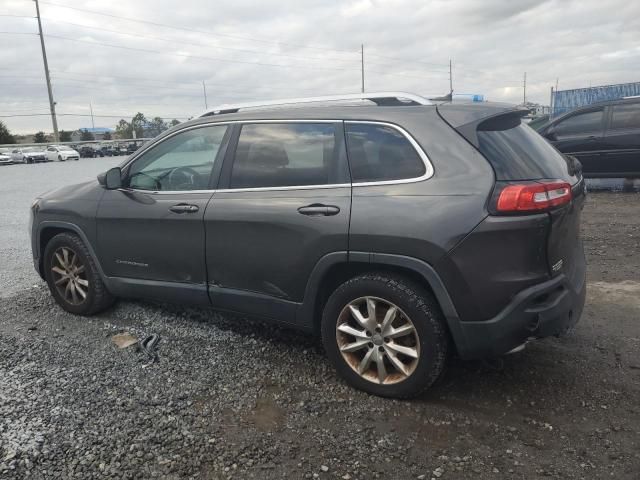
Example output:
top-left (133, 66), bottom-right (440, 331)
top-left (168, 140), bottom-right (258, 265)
top-left (248, 142), bottom-right (289, 168)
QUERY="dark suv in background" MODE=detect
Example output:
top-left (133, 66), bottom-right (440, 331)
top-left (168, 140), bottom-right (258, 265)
top-left (538, 97), bottom-right (640, 177)
top-left (30, 92), bottom-right (586, 398)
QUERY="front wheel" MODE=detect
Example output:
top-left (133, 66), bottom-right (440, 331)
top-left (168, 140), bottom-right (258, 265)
top-left (58, 155), bottom-right (63, 161)
top-left (321, 273), bottom-right (448, 398)
top-left (44, 233), bottom-right (115, 315)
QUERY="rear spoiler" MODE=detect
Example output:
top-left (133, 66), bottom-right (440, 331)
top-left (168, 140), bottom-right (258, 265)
top-left (436, 103), bottom-right (529, 148)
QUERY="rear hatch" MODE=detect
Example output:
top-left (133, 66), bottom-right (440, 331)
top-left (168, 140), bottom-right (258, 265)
top-left (439, 104), bottom-right (585, 283)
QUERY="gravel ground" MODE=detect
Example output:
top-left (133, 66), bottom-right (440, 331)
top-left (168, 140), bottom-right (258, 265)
top-left (0, 162), bottom-right (639, 479)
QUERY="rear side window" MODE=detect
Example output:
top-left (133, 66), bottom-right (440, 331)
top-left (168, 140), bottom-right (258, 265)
top-left (345, 123), bottom-right (426, 183)
top-left (553, 109), bottom-right (603, 136)
top-left (230, 123), bottom-right (338, 188)
top-left (477, 121), bottom-right (574, 181)
top-left (610, 103), bottom-right (640, 130)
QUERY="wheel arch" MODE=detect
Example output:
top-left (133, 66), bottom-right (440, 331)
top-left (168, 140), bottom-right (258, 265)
top-left (298, 252), bottom-right (468, 355)
top-left (37, 222), bottom-right (106, 281)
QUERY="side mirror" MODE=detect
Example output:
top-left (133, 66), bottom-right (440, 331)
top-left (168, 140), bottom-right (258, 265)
top-left (103, 167), bottom-right (122, 190)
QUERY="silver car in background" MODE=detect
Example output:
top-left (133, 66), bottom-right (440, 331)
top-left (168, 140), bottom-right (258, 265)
top-left (11, 147), bottom-right (48, 164)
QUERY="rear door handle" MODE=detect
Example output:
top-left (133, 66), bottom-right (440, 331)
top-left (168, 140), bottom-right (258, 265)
top-left (298, 204), bottom-right (340, 216)
top-left (169, 203), bottom-right (199, 214)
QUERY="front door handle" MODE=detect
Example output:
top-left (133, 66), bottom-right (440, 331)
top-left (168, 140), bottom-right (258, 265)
top-left (298, 204), bottom-right (340, 216)
top-left (169, 204), bottom-right (199, 214)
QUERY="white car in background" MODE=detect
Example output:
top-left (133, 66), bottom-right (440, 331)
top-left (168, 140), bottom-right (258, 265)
top-left (11, 147), bottom-right (48, 164)
top-left (0, 152), bottom-right (12, 165)
top-left (46, 145), bottom-right (80, 161)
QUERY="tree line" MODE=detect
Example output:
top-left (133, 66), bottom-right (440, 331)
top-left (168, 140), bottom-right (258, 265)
top-left (0, 113), bottom-right (181, 144)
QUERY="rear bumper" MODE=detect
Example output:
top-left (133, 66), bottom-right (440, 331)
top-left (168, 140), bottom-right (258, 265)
top-left (455, 258), bottom-right (586, 359)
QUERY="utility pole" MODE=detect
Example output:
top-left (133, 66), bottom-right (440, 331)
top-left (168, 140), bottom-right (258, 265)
top-left (202, 81), bottom-right (208, 109)
top-left (523, 72), bottom-right (527, 105)
top-left (360, 44), bottom-right (365, 93)
top-left (34, 0), bottom-right (59, 142)
top-left (449, 58), bottom-right (453, 98)
top-left (89, 102), bottom-right (95, 129)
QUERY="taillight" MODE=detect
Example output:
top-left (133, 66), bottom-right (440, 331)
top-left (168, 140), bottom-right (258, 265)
top-left (495, 180), bottom-right (572, 214)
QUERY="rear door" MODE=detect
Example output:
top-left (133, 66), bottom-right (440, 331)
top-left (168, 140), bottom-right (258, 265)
top-left (204, 121), bottom-right (351, 323)
top-left (544, 107), bottom-right (605, 176)
top-left (600, 102), bottom-right (640, 176)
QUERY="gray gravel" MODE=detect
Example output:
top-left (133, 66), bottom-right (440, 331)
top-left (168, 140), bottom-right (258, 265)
top-left (0, 158), bottom-right (121, 298)
top-left (0, 162), bottom-right (639, 479)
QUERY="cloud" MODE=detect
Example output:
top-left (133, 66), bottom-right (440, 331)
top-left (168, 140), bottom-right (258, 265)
top-left (1, 0), bottom-right (639, 134)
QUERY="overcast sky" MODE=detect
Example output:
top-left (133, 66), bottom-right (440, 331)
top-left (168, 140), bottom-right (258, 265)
top-left (1, 0), bottom-right (639, 134)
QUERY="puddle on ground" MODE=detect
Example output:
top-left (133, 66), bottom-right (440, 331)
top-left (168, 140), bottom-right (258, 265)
top-left (588, 281), bottom-right (640, 308)
top-left (586, 178), bottom-right (640, 193)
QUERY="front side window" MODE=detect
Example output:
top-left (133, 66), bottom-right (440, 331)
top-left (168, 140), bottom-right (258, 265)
top-left (345, 123), bottom-right (426, 183)
top-left (610, 103), bottom-right (640, 130)
top-left (554, 109), bottom-right (603, 136)
top-left (230, 123), bottom-right (338, 188)
top-left (127, 125), bottom-right (227, 191)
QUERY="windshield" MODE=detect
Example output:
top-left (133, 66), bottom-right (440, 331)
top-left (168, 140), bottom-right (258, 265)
top-left (59, 146), bottom-right (74, 151)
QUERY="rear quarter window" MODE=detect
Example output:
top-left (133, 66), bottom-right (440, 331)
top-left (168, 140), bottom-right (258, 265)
top-left (345, 123), bottom-right (426, 183)
top-left (477, 120), bottom-right (574, 181)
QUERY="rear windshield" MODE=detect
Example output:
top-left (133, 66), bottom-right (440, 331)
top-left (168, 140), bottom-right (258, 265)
top-left (477, 121), bottom-right (574, 182)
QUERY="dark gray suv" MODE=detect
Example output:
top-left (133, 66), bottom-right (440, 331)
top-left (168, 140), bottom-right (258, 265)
top-left (30, 92), bottom-right (586, 398)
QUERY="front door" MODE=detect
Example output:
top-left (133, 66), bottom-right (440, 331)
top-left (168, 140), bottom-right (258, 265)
top-left (204, 121), bottom-right (351, 323)
top-left (96, 124), bottom-right (229, 303)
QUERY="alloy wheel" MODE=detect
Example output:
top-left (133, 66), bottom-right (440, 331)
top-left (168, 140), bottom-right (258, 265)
top-left (336, 296), bottom-right (420, 385)
top-left (51, 246), bottom-right (89, 305)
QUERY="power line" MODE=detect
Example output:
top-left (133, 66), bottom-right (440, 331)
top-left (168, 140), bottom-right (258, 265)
top-left (43, 33), bottom-right (360, 74)
top-left (41, 18), bottom-right (360, 65)
top-left (0, 31), bottom-right (38, 35)
top-left (39, 0), bottom-right (358, 54)
top-left (43, 33), bottom-right (440, 80)
top-left (0, 14), bottom-right (36, 19)
top-left (0, 113), bottom-right (189, 119)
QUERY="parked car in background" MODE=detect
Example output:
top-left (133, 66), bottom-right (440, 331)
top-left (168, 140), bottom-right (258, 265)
top-left (99, 145), bottom-right (117, 156)
top-left (11, 147), bottom-right (48, 164)
top-left (117, 145), bottom-right (128, 156)
top-left (79, 145), bottom-right (105, 158)
top-left (538, 97), bottom-right (640, 177)
top-left (30, 92), bottom-right (586, 398)
top-left (0, 152), bottom-right (12, 165)
top-left (126, 142), bottom-right (140, 155)
top-left (527, 114), bottom-right (550, 131)
top-left (46, 145), bottom-right (80, 161)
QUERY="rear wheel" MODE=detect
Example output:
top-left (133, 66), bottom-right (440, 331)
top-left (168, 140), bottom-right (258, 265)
top-left (321, 273), bottom-right (448, 398)
top-left (44, 233), bottom-right (115, 315)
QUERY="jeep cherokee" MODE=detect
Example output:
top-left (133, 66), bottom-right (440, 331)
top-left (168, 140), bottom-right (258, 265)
top-left (30, 92), bottom-right (586, 398)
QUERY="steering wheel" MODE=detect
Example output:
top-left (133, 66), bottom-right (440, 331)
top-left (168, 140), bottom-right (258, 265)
top-left (128, 171), bottom-right (162, 191)
top-left (168, 166), bottom-right (202, 190)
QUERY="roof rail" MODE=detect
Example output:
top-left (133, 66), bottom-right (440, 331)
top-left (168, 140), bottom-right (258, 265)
top-left (198, 91), bottom-right (431, 117)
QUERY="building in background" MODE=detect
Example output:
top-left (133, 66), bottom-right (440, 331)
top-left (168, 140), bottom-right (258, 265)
top-left (71, 127), bottom-right (115, 142)
top-left (551, 81), bottom-right (640, 118)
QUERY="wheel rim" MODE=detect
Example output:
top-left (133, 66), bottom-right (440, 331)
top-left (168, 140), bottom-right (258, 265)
top-left (51, 246), bottom-right (89, 305)
top-left (336, 296), bottom-right (420, 385)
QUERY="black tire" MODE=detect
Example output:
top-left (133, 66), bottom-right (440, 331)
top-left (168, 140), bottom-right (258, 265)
top-left (44, 233), bottom-right (115, 315)
top-left (321, 273), bottom-right (448, 398)
top-left (58, 155), bottom-right (63, 161)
